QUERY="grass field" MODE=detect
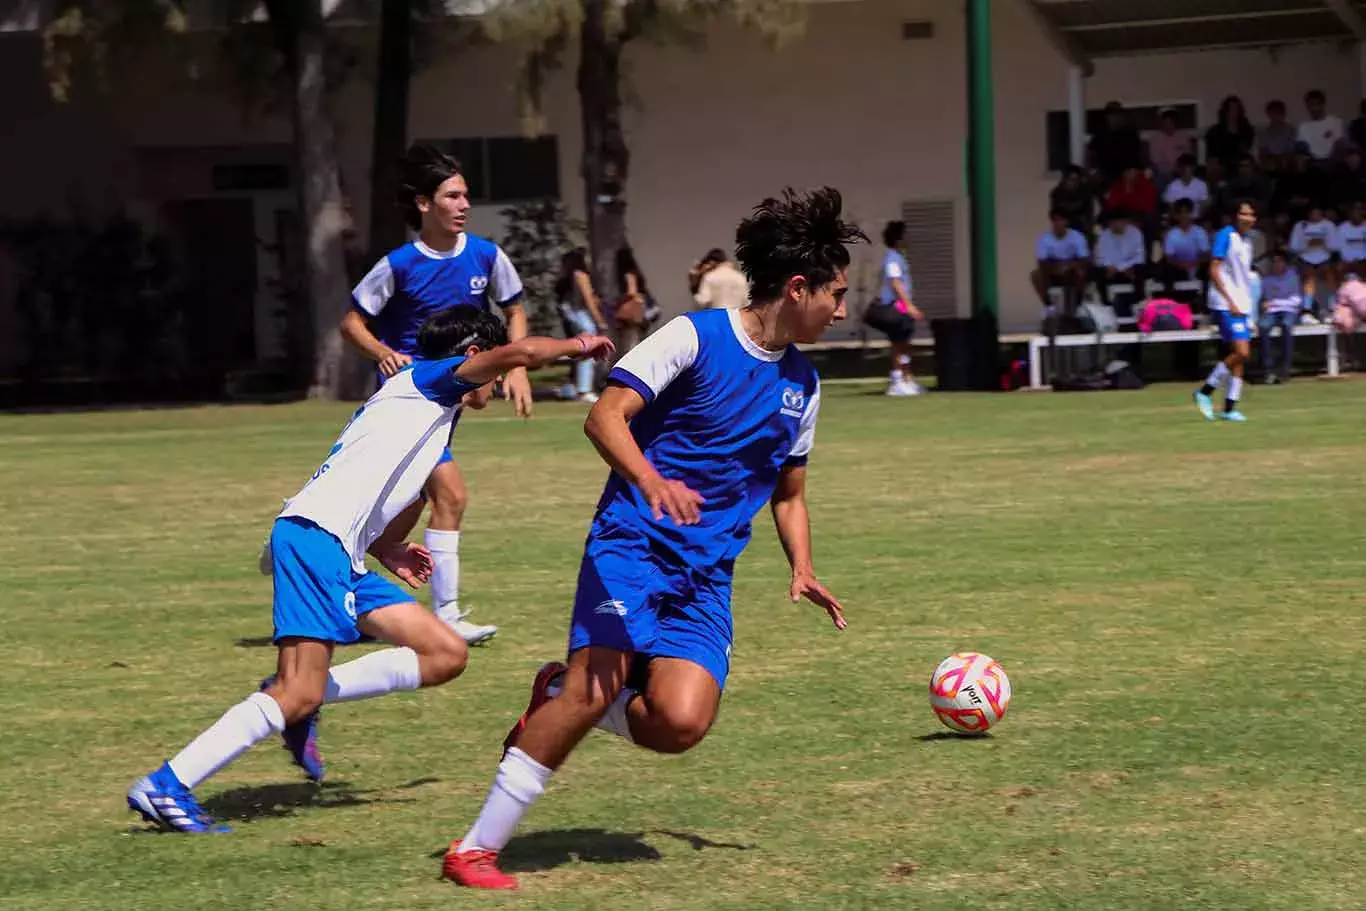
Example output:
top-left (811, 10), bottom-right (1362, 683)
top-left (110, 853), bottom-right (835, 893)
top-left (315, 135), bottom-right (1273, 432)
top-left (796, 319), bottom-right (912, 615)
top-left (2, 379), bottom-right (1364, 910)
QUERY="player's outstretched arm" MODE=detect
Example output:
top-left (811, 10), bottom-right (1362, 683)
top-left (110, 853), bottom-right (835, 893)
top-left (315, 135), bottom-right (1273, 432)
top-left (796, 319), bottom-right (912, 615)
top-left (770, 463), bottom-right (846, 630)
top-left (454, 334), bottom-right (614, 386)
top-left (585, 386), bottom-right (704, 525)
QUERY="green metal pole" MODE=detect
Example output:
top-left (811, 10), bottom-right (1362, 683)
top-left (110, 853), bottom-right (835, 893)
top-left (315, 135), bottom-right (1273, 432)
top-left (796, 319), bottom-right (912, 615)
top-left (967, 0), bottom-right (998, 318)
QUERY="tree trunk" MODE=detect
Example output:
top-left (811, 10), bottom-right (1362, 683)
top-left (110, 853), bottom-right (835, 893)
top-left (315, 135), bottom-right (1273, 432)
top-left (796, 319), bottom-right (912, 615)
top-left (367, 0), bottom-right (412, 260)
top-left (266, 0), bottom-right (364, 400)
top-left (578, 0), bottom-right (630, 304)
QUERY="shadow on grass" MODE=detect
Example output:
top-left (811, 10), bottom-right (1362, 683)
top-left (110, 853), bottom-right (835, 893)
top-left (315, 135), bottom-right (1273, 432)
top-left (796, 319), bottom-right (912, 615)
top-left (442, 827), bottom-right (756, 873)
top-left (199, 780), bottom-right (416, 822)
top-left (917, 731), bottom-right (995, 742)
top-left (234, 636), bottom-right (276, 649)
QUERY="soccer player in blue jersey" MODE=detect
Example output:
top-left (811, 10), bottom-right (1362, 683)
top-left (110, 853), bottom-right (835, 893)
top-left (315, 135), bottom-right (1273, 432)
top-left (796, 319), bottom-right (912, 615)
top-left (442, 187), bottom-right (861, 890)
top-left (127, 310), bottom-right (613, 833)
top-left (340, 144), bottom-right (529, 645)
top-left (1194, 199), bottom-right (1259, 422)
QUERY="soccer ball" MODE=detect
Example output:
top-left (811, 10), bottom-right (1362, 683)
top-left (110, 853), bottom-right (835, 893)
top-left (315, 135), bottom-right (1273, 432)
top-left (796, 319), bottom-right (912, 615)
top-left (929, 652), bottom-right (1011, 735)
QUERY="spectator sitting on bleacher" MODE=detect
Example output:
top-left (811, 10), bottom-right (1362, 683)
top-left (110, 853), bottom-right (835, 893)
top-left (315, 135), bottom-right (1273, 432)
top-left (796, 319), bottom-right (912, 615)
top-left (1149, 109), bottom-right (1191, 190)
top-left (1258, 250), bottom-right (1309, 384)
top-left (1050, 165), bottom-right (1094, 233)
top-left (1092, 209), bottom-right (1146, 306)
top-left (1335, 200), bottom-right (1366, 280)
top-left (1258, 99), bottom-right (1297, 175)
top-left (1205, 95), bottom-right (1256, 173)
top-left (1162, 199), bottom-right (1210, 291)
top-left (1162, 155), bottom-right (1210, 218)
top-left (1350, 100), bottom-right (1366, 155)
top-left (1289, 204), bottom-right (1338, 301)
top-left (1272, 147), bottom-right (1330, 235)
top-left (1031, 209), bottom-right (1089, 316)
top-left (1218, 155), bottom-right (1274, 222)
top-left (1330, 146), bottom-right (1366, 217)
top-left (1297, 89), bottom-right (1345, 164)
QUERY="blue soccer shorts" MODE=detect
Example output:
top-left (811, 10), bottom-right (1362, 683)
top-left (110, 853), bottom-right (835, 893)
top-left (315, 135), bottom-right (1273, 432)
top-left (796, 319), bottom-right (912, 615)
top-left (1219, 310), bottom-right (1251, 342)
top-left (270, 516), bottom-right (410, 644)
top-left (568, 520), bottom-right (734, 690)
top-left (435, 408), bottom-right (464, 467)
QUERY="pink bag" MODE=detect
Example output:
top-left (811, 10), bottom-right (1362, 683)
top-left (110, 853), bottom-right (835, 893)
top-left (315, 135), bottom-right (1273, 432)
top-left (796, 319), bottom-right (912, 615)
top-left (1138, 298), bottom-right (1195, 333)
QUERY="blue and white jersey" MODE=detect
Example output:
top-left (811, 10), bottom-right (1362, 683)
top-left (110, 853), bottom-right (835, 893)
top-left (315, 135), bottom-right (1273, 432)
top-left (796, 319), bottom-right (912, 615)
top-left (352, 235), bottom-right (524, 357)
top-left (601, 309), bottom-right (821, 576)
top-left (878, 250), bottom-right (912, 306)
top-left (1209, 226), bottom-right (1255, 315)
top-left (279, 358), bottom-right (480, 573)
top-left (1036, 229), bottom-right (1089, 263)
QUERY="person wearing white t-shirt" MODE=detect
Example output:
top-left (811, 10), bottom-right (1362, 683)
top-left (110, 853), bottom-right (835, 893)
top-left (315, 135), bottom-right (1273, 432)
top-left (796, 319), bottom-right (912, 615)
top-left (1161, 155), bottom-right (1210, 217)
top-left (1335, 201), bottom-right (1366, 280)
top-left (1194, 200), bottom-right (1259, 422)
top-left (1289, 205), bottom-right (1338, 298)
top-left (1296, 89), bottom-right (1345, 162)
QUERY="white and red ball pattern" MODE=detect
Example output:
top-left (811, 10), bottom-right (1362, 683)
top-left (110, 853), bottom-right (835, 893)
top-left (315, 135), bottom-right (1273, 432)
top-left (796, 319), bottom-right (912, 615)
top-left (929, 652), bottom-right (1011, 734)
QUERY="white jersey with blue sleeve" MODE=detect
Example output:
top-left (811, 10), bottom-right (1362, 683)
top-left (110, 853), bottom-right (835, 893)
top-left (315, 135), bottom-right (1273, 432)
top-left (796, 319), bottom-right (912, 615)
top-left (1209, 226), bottom-right (1254, 315)
top-left (600, 309), bottom-right (820, 574)
top-left (279, 357), bottom-right (479, 573)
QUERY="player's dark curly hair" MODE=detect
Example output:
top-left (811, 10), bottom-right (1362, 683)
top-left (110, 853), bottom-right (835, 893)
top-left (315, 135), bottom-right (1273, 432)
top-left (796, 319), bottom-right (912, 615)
top-left (417, 307), bottom-right (507, 360)
top-left (734, 187), bottom-right (868, 302)
top-left (398, 144), bottom-right (462, 231)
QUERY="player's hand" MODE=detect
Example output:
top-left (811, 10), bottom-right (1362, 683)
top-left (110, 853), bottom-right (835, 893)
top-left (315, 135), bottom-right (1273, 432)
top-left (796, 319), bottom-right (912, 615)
top-left (372, 541), bottom-right (433, 589)
top-left (504, 367), bottom-right (533, 418)
top-left (790, 571), bottom-right (847, 630)
top-left (907, 303), bottom-right (924, 320)
top-left (378, 350), bottom-right (413, 377)
top-left (639, 473), bottom-right (704, 525)
top-left (574, 334), bottom-right (617, 362)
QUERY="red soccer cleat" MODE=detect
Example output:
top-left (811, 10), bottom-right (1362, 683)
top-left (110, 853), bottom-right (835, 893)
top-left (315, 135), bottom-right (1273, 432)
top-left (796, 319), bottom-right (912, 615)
top-left (502, 660), bottom-right (567, 756)
top-left (442, 841), bottom-right (518, 890)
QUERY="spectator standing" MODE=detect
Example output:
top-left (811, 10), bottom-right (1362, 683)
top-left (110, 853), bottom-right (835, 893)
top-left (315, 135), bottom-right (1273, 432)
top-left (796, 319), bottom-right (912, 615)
top-left (1257, 100), bottom-right (1297, 174)
top-left (1050, 165), bottom-right (1094, 233)
top-left (1105, 167), bottom-right (1158, 241)
top-left (1090, 102), bottom-right (1145, 186)
top-left (1149, 109), bottom-right (1192, 189)
top-left (689, 248), bottom-right (748, 311)
top-left (1205, 96), bottom-right (1256, 173)
top-left (612, 246), bottom-right (652, 357)
top-left (1092, 210), bottom-right (1147, 305)
top-left (1031, 209), bottom-right (1090, 317)
top-left (555, 248), bottom-right (610, 403)
top-left (1296, 90), bottom-right (1345, 163)
top-left (1258, 250), bottom-right (1309, 383)
top-left (865, 220), bottom-right (925, 397)
top-left (1161, 155), bottom-right (1211, 217)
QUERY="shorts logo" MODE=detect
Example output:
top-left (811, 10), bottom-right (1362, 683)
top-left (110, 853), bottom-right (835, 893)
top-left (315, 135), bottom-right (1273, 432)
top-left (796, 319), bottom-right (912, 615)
top-left (343, 592), bottom-right (357, 621)
top-left (594, 599), bottom-right (627, 616)
top-left (780, 387), bottom-right (804, 418)
top-left (470, 275), bottom-right (489, 293)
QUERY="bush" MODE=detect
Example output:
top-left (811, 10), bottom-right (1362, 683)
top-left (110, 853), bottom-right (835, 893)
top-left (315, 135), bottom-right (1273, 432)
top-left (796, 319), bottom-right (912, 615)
top-left (499, 200), bottom-right (584, 337)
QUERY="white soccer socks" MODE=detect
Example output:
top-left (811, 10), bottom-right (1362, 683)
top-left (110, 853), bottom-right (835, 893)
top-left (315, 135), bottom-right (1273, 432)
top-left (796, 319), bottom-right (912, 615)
top-left (425, 529), bottom-right (462, 621)
top-left (459, 747), bottom-right (553, 853)
top-left (168, 691), bottom-right (284, 789)
top-left (324, 647), bottom-right (422, 703)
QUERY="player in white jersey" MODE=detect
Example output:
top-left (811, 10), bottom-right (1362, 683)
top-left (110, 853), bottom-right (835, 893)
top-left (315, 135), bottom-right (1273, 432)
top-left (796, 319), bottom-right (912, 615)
top-left (1194, 199), bottom-right (1259, 422)
top-left (127, 309), bottom-right (614, 834)
top-left (442, 188), bottom-right (859, 890)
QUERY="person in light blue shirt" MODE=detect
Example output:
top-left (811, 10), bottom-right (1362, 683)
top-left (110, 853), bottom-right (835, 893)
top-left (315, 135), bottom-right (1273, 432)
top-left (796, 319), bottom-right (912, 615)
top-left (1031, 208), bottom-right (1090, 325)
top-left (1194, 199), bottom-right (1260, 422)
top-left (1161, 199), bottom-right (1211, 292)
top-left (1259, 251), bottom-right (1312, 383)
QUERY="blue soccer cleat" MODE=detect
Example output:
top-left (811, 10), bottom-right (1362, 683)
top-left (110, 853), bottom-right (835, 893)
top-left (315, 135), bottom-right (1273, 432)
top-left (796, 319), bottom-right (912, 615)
top-left (260, 677), bottom-right (324, 782)
top-left (127, 762), bottom-right (229, 833)
top-left (1192, 390), bottom-right (1215, 421)
top-left (1222, 410), bottom-right (1248, 422)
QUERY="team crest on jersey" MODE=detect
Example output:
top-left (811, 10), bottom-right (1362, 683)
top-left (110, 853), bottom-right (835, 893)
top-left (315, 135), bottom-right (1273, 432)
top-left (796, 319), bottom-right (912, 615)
top-left (780, 386), bottom-right (805, 418)
top-left (469, 275), bottom-right (489, 293)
